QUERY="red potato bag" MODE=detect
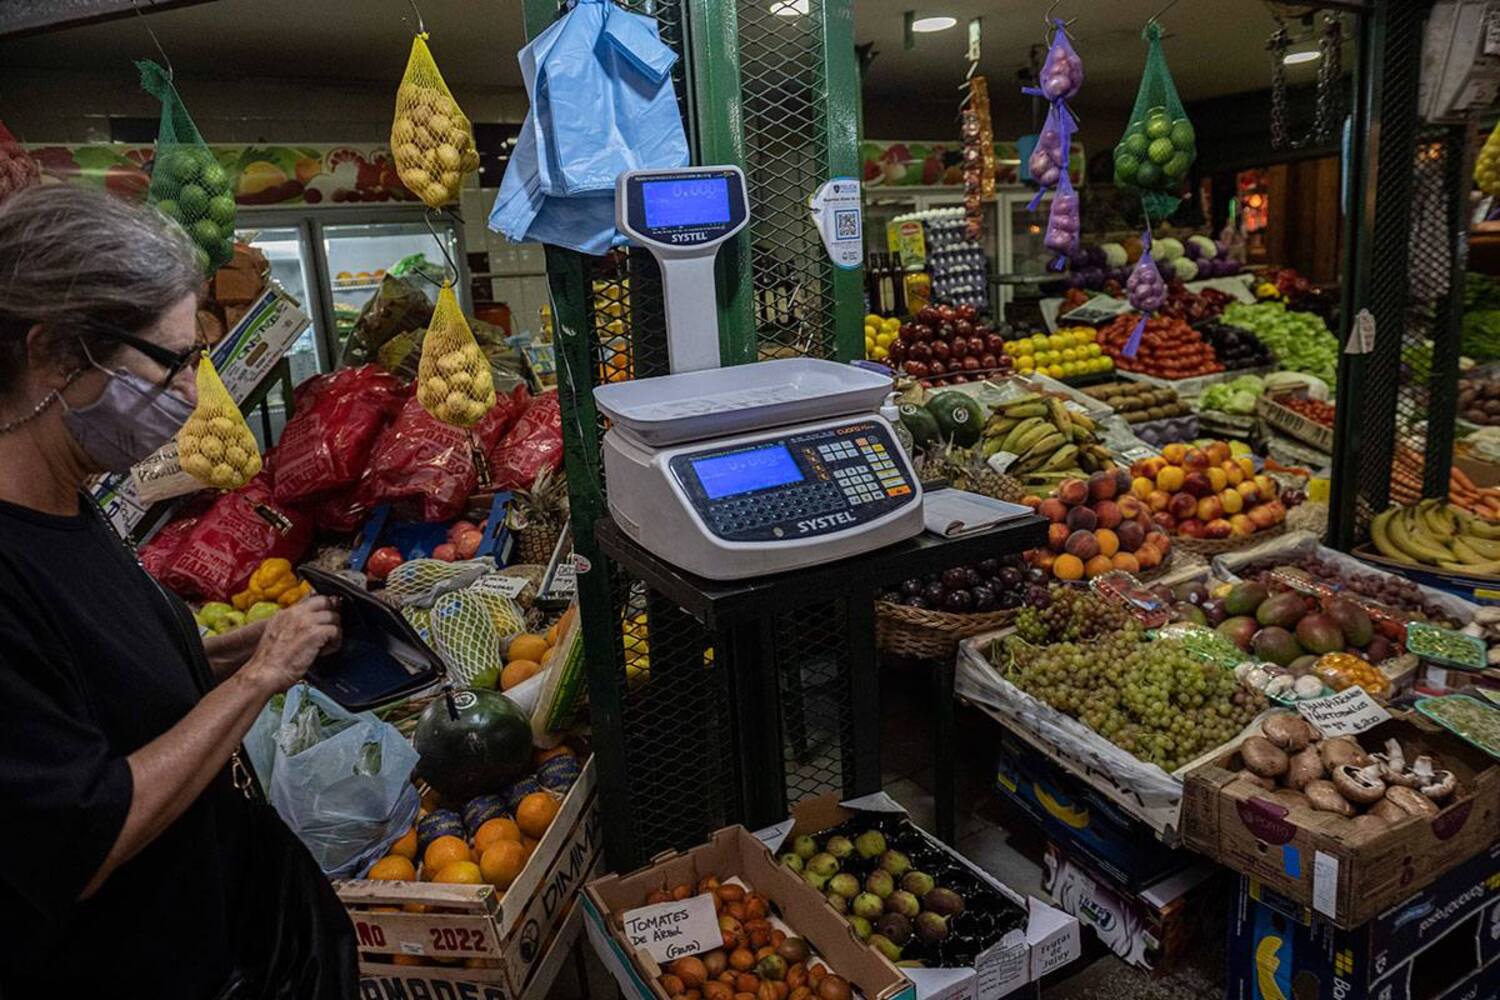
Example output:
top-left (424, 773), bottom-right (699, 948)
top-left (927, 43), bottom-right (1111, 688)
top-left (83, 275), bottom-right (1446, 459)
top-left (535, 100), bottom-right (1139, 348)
top-left (156, 470), bottom-right (313, 601)
top-left (271, 365), bottom-right (406, 505)
top-left (489, 390), bottom-right (562, 491)
top-left (136, 493), bottom-right (215, 581)
top-left (353, 386), bottom-right (528, 523)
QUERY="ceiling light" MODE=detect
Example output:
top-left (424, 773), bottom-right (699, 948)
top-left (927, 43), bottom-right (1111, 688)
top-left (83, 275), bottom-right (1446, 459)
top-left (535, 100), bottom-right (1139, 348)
top-left (911, 15), bottom-right (957, 32)
top-left (1283, 49), bottom-right (1321, 66)
top-left (771, 0), bottom-right (808, 15)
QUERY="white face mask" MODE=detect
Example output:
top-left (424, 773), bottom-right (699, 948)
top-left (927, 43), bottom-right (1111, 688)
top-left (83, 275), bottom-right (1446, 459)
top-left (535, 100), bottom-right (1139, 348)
top-left (60, 364), bottom-right (195, 473)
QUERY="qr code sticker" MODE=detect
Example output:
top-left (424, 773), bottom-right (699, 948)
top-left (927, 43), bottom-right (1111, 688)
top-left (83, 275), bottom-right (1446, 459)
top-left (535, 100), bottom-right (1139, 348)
top-left (834, 209), bottom-right (860, 240)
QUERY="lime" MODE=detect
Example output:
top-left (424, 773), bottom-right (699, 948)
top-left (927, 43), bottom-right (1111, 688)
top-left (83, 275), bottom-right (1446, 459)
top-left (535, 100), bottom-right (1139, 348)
top-left (1135, 162), bottom-right (1162, 189)
top-left (192, 218), bottom-right (221, 248)
top-left (200, 162), bottom-right (228, 193)
top-left (192, 245), bottom-right (211, 273)
top-left (178, 183), bottom-right (209, 218)
top-left (1147, 138), bottom-right (1176, 166)
top-left (1164, 153), bottom-right (1192, 179)
top-left (1123, 132), bottom-right (1149, 158)
top-left (1115, 153), bottom-right (1140, 181)
top-left (156, 199), bottom-right (182, 224)
top-left (1145, 115), bottom-right (1173, 140)
top-left (169, 150), bottom-right (201, 184)
top-left (208, 193), bottom-right (236, 227)
top-left (1170, 120), bottom-right (1196, 148)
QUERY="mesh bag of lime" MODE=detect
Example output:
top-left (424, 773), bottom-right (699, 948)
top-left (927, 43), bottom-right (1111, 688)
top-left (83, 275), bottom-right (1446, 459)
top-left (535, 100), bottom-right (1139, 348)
top-left (138, 60), bottom-right (236, 274)
top-left (417, 283), bottom-right (496, 427)
top-left (178, 356), bottom-right (262, 490)
top-left (391, 34), bottom-right (479, 208)
top-left (1112, 22), bottom-right (1196, 220)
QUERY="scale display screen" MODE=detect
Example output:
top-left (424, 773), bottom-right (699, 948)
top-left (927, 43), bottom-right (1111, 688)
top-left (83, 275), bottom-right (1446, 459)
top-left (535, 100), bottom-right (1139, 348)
top-left (691, 444), bottom-right (803, 500)
top-left (642, 177), bottom-right (732, 229)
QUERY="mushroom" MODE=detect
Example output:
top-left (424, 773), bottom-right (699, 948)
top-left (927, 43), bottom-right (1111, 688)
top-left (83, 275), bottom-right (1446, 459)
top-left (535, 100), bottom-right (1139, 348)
top-left (1244, 665), bottom-right (1273, 691)
top-left (1384, 785), bottom-right (1440, 818)
top-left (1265, 674), bottom-right (1295, 699)
top-left (1369, 798), bottom-right (1410, 824)
top-left (1293, 675), bottom-right (1324, 700)
top-left (1410, 758), bottom-right (1457, 802)
top-left (1241, 735), bottom-right (1290, 778)
top-left (1304, 779), bottom-right (1355, 817)
top-left (1330, 763), bottom-right (1386, 805)
top-left (1319, 737), bottom-right (1370, 771)
top-left (1372, 739), bottom-right (1422, 787)
top-left (1233, 770), bottom-right (1276, 791)
top-left (1285, 746), bottom-right (1327, 791)
top-left (1262, 714), bottom-right (1317, 752)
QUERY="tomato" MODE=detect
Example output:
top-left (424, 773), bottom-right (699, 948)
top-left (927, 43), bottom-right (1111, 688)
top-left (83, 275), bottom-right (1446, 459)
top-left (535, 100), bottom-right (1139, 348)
top-left (367, 546), bottom-right (404, 581)
top-left (432, 543), bottom-right (459, 562)
top-left (454, 529), bottom-right (485, 560)
top-left (446, 520), bottom-right (478, 543)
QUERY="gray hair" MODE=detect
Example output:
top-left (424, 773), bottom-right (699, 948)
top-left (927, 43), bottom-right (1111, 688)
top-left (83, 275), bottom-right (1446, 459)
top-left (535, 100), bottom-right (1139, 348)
top-left (0, 184), bottom-right (204, 397)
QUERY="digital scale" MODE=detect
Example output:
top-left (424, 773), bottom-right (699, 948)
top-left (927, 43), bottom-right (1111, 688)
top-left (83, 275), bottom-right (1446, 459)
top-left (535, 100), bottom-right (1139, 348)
top-left (598, 165), bottom-right (922, 581)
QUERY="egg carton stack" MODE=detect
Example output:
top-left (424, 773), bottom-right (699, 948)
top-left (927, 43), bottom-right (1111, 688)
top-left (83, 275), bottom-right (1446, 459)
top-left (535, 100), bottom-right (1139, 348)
top-left (895, 208), bottom-right (990, 313)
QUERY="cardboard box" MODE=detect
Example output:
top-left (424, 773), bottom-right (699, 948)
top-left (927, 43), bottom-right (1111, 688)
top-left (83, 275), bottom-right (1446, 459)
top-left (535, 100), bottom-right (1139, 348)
top-left (758, 792), bottom-right (1081, 1000)
top-left (1041, 841), bottom-right (1221, 974)
top-left (1182, 715), bottom-right (1500, 928)
top-left (1225, 841), bottom-right (1500, 1000)
top-left (338, 757), bottom-right (599, 997)
top-left (1454, 454), bottom-right (1500, 490)
top-left (583, 825), bottom-right (917, 1000)
top-left (995, 732), bottom-right (1195, 891)
top-left (88, 472), bottom-right (150, 537)
top-left (1256, 389), bottom-right (1334, 453)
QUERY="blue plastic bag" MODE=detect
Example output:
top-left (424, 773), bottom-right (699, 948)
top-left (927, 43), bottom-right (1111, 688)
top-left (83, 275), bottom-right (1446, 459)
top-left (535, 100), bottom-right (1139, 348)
top-left (491, 0), bottom-right (689, 254)
top-left (250, 683), bottom-right (421, 878)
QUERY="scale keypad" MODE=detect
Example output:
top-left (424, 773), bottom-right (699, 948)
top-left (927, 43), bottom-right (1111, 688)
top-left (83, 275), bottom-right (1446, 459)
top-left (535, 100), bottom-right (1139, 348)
top-left (669, 420), bottom-right (917, 543)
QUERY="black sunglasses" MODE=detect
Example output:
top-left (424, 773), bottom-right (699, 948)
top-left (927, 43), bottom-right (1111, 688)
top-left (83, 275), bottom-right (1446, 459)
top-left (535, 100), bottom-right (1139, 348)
top-left (85, 325), bottom-right (206, 388)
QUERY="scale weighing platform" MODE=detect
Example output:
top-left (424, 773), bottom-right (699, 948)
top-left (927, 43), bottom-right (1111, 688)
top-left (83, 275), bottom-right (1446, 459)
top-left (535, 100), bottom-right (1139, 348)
top-left (600, 166), bottom-right (923, 580)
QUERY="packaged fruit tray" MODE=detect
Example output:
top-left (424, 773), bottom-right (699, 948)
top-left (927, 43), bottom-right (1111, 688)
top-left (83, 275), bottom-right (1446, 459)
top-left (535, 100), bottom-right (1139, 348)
top-left (1417, 695), bottom-right (1500, 758)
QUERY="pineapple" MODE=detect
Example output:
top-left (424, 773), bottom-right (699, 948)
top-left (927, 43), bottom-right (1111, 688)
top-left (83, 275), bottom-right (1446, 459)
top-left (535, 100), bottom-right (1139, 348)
top-left (919, 441), bottom-right (1025, 502)
top-left (507, 467), bottom-right (569, 564)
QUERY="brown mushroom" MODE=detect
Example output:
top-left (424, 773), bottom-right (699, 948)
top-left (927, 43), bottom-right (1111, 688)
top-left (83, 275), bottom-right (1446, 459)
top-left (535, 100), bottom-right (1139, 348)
top-left (1372, 739), bottom-right (1421, 787)
top-left (1409, 757), bottom-right (1458, 802)
top-left (1369, 798), bottom-right (1409, 824)
top-left (1268, 788), bottom-right (1311, 811)
top-left (1319, 736), bottom-right (1370, 771)
top-left (1330, 763), bottom-right (1386, 805)
top-left (1233, 770), bottom-right (1276, 790)
top-left (1304, 779), bottom-right (1355, 817)
top-left (1285, 746), bottom-right (1327, 791)
top-left (1262, 713), bottom-right (1317, 752)
top-left (1241, 735), bottom-right (1290, 779)
top-left (1385, 785), bottom-right (1440, 818)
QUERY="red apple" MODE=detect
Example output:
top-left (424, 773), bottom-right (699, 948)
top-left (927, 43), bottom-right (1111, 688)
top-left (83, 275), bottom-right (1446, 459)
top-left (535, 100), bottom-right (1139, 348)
top-left (985, 332), bottom-right (1006, 354)
top-left (962, 356), bottom-right (980, 371)
top-left (904, 360), bottom-right (929, 378)
top-left (967, 335), bottom-right (986, 356)
top-left (956, 304), bottom-right (976, 322)
top-left (1203, 518), bottom-right (1234, 540)
top-left (979, 353), bottom-right (999, 369)
top-left (949, 336), bottom-right (968, 359)
top-left (888, 339), bottom-right (908, 362)
top-left (1094, 500), bottom-right (1122, 530)
top-left (910, 340), bottom-right (933, 360)
top-left (928, 359), bottom-right (947, 376)
top-left (1168, 492), bottom-right (1199, 521)
top-left (899, 323), bottom-right (920, 344)
top-left (1178, 518), bottom-right (1206, 538)
top-left (931, 340), bottom-right (952, 361)
top-left (954, 319), bottom-right (974, 338)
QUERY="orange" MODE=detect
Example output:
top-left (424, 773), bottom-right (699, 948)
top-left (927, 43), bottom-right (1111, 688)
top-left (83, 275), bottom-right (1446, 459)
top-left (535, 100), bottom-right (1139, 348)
top-left (1084, 555), bottom-right (1113, 579)
top-left (507, 633), bottom-right (549, 664)
top-left (1111, 552), bottom-right (1140, 574)
top-left (390, 826), bottom-right (419, 861)
top-left (433, 860), bottom-right (484, 885)
top-left (516, 792), bottom-right (560, 838)
top-left (473, 817), bottom-right (523, 854)
top-left (1155, 466), bottom-right (1185, 493)
top-left (534, 744), bottom-right (574, 766)
top-left (479, 840), bottom-right (527, 888)
top-left (1161, 443), bottom-right (1187, 465)
top-left (1052, 553), bottom-right (1084, 581)
top-left (501, 659), bottom-right (542, 691)
top-left (521, 836), bottom-right (539, 859)
top-left (1095, 529), bottom-right (1119, 558)
top-left (368, 855), bottom-right (417, 881)
top-left (423, 835), bottom-right (472, 878)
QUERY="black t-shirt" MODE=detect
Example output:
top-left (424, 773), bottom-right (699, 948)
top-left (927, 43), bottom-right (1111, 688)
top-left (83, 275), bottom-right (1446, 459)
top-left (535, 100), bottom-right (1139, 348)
top-left (0, 498), bottom-right (251, 997)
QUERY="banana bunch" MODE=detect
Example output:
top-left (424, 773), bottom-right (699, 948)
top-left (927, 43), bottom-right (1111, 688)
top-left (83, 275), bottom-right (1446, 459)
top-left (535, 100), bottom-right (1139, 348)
top-left (981, 393), bottom-right (1115, 481)
top-left (1371, 500), bottom-right (1500, 576)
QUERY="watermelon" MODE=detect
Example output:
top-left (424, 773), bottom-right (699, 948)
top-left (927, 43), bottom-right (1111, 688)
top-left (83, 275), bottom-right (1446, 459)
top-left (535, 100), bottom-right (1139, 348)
top-left (926, 391), bottom-right (984, 447)
top-left (413, 689), bottom-right (532, 802)
top-left (898, 402), bottom-right (940, 448)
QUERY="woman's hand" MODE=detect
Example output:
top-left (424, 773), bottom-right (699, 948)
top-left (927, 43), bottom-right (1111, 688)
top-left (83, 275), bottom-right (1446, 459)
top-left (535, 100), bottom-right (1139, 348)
top-left (240, 596), bottom-right (342, 696)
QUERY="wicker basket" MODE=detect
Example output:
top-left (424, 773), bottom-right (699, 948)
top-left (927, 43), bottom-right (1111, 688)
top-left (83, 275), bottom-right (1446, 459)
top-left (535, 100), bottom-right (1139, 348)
top-left (1171, 522), bottom-right (1287, 556)
top-left (875, 601), bottom-right (1018, 660)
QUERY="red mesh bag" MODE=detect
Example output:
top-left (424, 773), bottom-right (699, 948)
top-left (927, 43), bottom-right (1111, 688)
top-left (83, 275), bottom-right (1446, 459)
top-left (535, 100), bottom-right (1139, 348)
top-left (271, 365), bottom-right (406, 505)
top-left (156, 469), bottom-right (313, 601)
top-left (489, 390), bottom-right (562, 491)
top-left (353, 386), bottom-right (528, 523)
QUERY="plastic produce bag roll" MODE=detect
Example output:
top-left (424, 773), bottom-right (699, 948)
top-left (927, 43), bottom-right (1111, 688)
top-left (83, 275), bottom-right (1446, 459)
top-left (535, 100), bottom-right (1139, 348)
top-left (138, 60), bottom-right (236, 274)
top-left (178, 355), bottom-right (262, 490)
top-left (1112, 22), bottom-right (1196, 220)
top-left (391, 34), bottom-right (478, 208)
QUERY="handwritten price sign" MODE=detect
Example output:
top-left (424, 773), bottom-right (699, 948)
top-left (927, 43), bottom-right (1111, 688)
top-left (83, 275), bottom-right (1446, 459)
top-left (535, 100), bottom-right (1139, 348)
top-left (621, 893), bottom-right (721, 963)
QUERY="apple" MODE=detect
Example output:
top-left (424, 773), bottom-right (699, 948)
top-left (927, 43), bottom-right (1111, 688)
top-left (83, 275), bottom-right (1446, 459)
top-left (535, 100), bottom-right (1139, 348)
top-left (905, 360), bottom-right (929, 378)
top-left (931, 340), bottom-right (952, 361)
top-left (1203, 518), bottom-right (1233, 540)
top-left (954, 319), bottom-right (974, 338)
top-left (899, 323), bottom-right (920, 344)
top-left (979, 352), bottom-right (999, 369)
top-left (1247, 505), bottom-right (1277, 530)
top-left (962, 356), bottom-right (981, 371)
top-left (888, 339), bottom-right (907, 362)
top-left (918, 306), bottom-right (941, 326)
top-left (956, 304), bottom-right (976, 322)
top-left (929, 359), bottom-right (947, 376)
top-left (937, 323), bottom-right (955, 341)
top-left (447, 520), bottom-right (478, 542)
top-left (938, 305), bottom-right (957, 323)
top-left (1168, 492), bottom-right (1199, 521)
top-left (968, 335), bottom-right (986, 356)
top-left (366, 546), bottom-right (404, 580)
top-left (1150, 510), bottom-right (1178, 532)
top-left (985, 332), bottom-right (1006, 354)
top-left (949, 336), bottom-right (968, 359)
top-left (1182, 472), bottom-right (1214, 498)
top-left (1178, 518), bottom-right (1206, 538)
top-left (432, 542), bottom-right (459, 562)
top-left (1196, 495), bottom-right (1224, 522)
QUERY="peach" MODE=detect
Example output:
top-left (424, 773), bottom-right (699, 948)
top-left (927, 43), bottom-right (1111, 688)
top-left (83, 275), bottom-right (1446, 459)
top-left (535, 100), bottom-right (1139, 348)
top-left (1150, 511), bottom-right (1177, 533)
top-left (1254, 474), bottom-right (1277, 499)
top-left (1161, 443), bottom-right (1187, 465)
top-left (1205, 441), bottom-right (1231, 466)
top-left (1247, 505), bottom-right (1277, 530)
top-left (1183, 448), bottom-right (1210, 471)
top-left (1178, 518), bottom-right (1206, 538)
top-left (1219, 488), bottom-right (1244, 515)
top-left (1051, 553), bottom-right (1081, 579)
top-left (1094, 500), bottom-right (1123, 530)
top-left (1084, 555), bottom-right (1114, 579)
top-left (1203, 518), bottom-right (1233, 540)
top-left (1228, 513), bottom-right (1255, 536)
top-left (1138, 456), bottom-right (1166, 480)
top-left (1134, 544), bottom-right (1162, 570)
top-left (1021, 494), bottom-right (1044, 510)
top-left (1156, 466), bottom-right (1186, 493)
top-left (1196, 495), bottom-right (1224, 522)
top-left (1168, 492), bottom-right (1199, 521)
top-left (1117, 495), bottom-right (1145, 520)
top-left (1223, 461), bottom-right (1245, 486)
top-left (1113, 468), bottom-right (1134, 495)
top-left (1147, 489), bottom-right (1172, 513)
top-left (1236, 481), bottom-right (1261, 505)
top-left (1034, 550), bottom-right (1056, 572)
top-left (1047, 522), bottom-right (1071, 551)
top-left (1182, 471), bottom-right (1213, 498)
top-left (1131, 477), bottom-right (1155, 500)
top-left (1206, 467), bottom-right (1228, 493)
top-left (1038, 498), bottom-right (1069, 523)
top-left (1152, 531), bottom-right (1172, 554)
top-left (1111, 552), bottom-right (1140, 574)
top-left (1117, 521), bottom-right (1146, 552)
top-left (1236, 456), bottom-right (1256, 478)
top-left (1065, 530), bottom-right (1100, 561)
top-left (1058, 478), bottom-right (1090, 505)
top-left (1088, 471), bottom-right (1118, 502)
top-left (1095, 528), bottom-right (1120, 558)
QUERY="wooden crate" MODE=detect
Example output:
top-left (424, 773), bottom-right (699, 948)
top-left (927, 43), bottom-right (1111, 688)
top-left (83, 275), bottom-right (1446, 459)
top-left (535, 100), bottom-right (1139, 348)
top-left (1256, 390), bottom-right (1333, 453)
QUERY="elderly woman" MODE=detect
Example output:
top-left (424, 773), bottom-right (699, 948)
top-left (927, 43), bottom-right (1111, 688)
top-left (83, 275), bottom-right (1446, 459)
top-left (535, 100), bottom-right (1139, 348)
top-left (0, 186), bottom-right (355, 998)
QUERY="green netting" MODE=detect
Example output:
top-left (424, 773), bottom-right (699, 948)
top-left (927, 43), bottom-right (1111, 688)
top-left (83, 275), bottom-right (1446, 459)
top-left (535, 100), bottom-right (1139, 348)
top-left (1112, 23), bottom-right (1196, 221)
top-left (138, 60), bottom-right (236, 274)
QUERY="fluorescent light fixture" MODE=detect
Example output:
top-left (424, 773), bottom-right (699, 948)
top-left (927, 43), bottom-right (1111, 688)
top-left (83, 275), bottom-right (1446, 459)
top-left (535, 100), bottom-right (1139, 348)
top-left (771, 0), bottom-right (808, 15)
top-left (1283, 49), bottom-right (1321, 65)
top-left (911, 15), bottom-right (957, 32)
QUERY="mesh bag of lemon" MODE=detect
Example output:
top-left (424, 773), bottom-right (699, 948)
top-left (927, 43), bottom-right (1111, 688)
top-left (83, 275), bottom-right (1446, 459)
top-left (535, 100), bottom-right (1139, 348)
top-left (178, 355), bottom-right (263, 490)
top-left (391, 34), bottom-right (479, 208)
top-left (1476, 128), bottom-right (1500, 198)
top-left (864, 313), bottom-right (901, 362)
top-left (416, 283), bottom-right (496, 427)
top-left (1111, 22), bottom-right (1195, 221)
top-left (429, 588), bottom-right (526, 687)
top-left (137, 60), bottom-right (236, 275)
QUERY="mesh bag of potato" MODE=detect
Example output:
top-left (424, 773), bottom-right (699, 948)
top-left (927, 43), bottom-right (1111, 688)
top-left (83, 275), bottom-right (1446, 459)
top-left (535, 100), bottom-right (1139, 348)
top-left (137, 60), bottom-right (236, 274)
top-left (391, 35), bottom-right (478, 208)
top-left (417, 283), bottom-right (496, 427)
top-left (178, 355), bottom-right (262, 490)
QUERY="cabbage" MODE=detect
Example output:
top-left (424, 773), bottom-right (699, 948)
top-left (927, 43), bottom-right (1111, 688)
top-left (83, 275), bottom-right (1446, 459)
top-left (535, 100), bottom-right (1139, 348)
top-left (1227, 390), bottom-right (1259, 414)
top-left (1188, 235), bottom-right (1218, 259)
top-left (1156, 237), bottom-right (1184, 262)
top-left (1170, 257), bottom-right (1197, 281)
top-left (1100, 242), bottom-right (1128, 268)
top-left (1230, 374), bottom-right (1265, 394)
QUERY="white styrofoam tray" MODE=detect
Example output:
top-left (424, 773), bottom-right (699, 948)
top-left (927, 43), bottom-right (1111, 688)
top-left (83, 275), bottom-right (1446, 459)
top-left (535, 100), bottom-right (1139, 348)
top-left (593, 358), bottom-right (893, 446)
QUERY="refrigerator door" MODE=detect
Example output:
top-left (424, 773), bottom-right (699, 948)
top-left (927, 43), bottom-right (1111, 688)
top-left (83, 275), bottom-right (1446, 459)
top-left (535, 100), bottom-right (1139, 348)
top-left (233, 223), bottom-right (324, 387)
top-left (322, 220), bottom-right (464, 310)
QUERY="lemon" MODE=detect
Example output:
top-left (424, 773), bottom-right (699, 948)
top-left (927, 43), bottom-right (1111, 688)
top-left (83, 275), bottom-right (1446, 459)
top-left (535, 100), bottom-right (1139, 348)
top-left (876, 332), bottom-right (895, 347)
top-left (1047, 364), bottom-right (1065, 379)
top-left (1047, 334), bottom-right (1066, 350)
top-left (873, 345), bottom-right (889, 361)
top-left (864, 325), bottom-right (877, 339)
top-left (1031, 334), bottom-right (1049, 349)
top-left (1061, 347), bottom-right (1078, 363)
top-left (1016, 356), bottom-right (1035, 371)
top-left (1088, 343), bottom-right (1102, 358)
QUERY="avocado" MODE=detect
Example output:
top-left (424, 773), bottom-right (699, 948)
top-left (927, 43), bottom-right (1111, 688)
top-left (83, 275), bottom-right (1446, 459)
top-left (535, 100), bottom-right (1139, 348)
top-left (925, 391), bottom-right (985, 447)
top-left (1295, 613), bottom-right (1345, 655)
top-left (1325, 599), bottom-right (1373, 648)
top-left (1223, 581), bottom-right (1268, 618)
top-left (1256, 591), bottom-right (1308, 629)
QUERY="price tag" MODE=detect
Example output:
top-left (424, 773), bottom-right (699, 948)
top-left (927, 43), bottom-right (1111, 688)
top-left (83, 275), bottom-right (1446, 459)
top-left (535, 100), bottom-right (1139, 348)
top-left (988, 451), bottom-right (1019, 474)
top-left (472, 574), bottom-right (529, 599)
top-left (1345, 309), bottom-right (1375, 355)
top-left (1296, 687), bottom-right (1391, 738)
top-left (620, 893), bottom-right (721, 963)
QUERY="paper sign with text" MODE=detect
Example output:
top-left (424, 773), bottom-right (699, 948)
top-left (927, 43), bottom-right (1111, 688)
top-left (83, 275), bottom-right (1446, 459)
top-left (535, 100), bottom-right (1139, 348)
top-left (620, 893), bottom-right (720, 963)
top-left (1296, 687), bottom-right (1391, 737)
